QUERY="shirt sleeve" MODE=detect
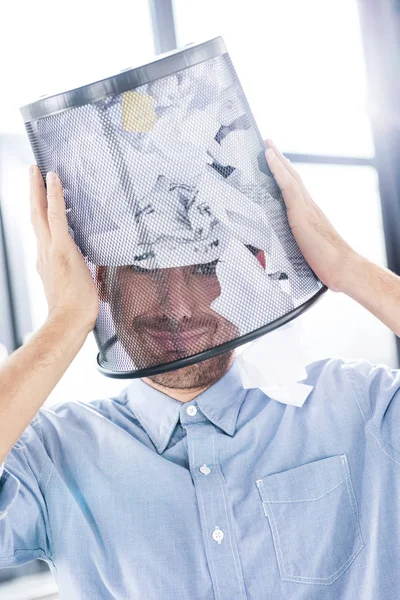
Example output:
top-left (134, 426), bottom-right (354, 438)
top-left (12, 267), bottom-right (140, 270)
top-left (343, 359), bottom-right (400, 461)
top-left (0, 415), bottom-right (54, 568)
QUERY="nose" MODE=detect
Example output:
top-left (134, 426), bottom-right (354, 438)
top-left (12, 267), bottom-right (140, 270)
top-left (157, 268), bottom-right (195, 321)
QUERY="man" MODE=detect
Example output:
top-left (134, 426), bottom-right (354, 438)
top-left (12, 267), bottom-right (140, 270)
top-left (95, 256), bottom-right (239, 384)
top-left (0, 140), bottom-right (399, 599)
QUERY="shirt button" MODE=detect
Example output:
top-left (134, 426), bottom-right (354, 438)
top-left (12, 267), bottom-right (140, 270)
top-left (200, 464), bottom-right (211, 475)
top-left (212, 526), bottom-right (224, 544)
top-left (186, 405), bottom-right (197, 416)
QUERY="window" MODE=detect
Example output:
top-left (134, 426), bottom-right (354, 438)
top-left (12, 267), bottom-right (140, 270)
top-left (0, 1), bottom-right (155, 133)
top-left (173, 0), bottom-right (374, 157)
top-left (172, 0), bottom-right (397, 366)
top-left (0, 0), bottom-right (156, 403)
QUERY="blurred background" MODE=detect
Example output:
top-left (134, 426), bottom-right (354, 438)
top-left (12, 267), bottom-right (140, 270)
top-left (0, 0), bottom-right (399, 597)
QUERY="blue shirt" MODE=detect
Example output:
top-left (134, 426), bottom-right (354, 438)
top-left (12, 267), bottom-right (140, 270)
top-left (1, 357), bottom-right (400, 599)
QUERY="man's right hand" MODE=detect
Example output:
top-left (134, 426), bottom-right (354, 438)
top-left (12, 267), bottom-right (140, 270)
top-left (30, 166), bottom-right (99, 333)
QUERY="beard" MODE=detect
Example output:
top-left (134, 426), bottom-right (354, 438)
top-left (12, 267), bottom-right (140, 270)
top-left (114, 312), bottom-right (237, 389)
top-left (148, 349), bottom-right (234, 390)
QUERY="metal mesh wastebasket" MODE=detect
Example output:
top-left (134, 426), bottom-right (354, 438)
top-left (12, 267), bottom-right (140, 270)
top-left (20, 37), bottom-right (327, 378)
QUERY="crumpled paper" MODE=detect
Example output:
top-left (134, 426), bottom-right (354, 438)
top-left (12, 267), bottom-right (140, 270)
top-left (211, 237), bottom-right (295, 333)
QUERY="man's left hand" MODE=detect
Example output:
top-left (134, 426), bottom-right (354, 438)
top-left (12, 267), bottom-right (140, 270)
top-left (265, 139), bottom-right (358, 292)
top-left (265, 140), bottom-right (400, 337)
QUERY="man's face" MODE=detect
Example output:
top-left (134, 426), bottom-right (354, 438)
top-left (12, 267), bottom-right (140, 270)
top-left (97, 260), bottom-right (237, 389)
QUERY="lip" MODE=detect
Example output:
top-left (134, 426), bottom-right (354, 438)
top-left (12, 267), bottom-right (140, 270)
top-left (146, 328), bottom-right (208, 350)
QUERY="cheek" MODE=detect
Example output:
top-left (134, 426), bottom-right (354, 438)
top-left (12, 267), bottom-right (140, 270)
top-left (112, 275), bottom-right (160, 315)
top-left (191, 276), bottom-right (221, 305)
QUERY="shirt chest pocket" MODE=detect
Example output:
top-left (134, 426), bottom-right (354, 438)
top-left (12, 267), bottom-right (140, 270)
top-left (255, 453), bottom-right (364, 586)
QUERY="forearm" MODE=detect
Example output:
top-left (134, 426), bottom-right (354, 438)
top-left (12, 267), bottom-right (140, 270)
top-left (338, 253), bottom-right (400, 338)
top-left (0, 314), bottom-right (90, 463)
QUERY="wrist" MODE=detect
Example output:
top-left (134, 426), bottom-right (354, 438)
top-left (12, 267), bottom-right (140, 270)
top-left (332, 252), bottom-right (371, 296)
top-left (46, 309), bottom-right (95, 339)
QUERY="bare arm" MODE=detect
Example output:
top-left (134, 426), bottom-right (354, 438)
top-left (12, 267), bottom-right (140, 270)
top-left (0, 166), bottom-right (99, 464)
top-left (0, 315), bottom-right (91, 463)
top-left (337, 254), bottom-right (400, 338)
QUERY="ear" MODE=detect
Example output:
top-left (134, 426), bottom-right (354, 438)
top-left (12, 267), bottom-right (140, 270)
top-left (95, 266), bottom-right (110, 303)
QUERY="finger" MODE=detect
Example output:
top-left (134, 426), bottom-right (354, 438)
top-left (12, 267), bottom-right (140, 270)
top-left (265, 148), bottom-right (305, 210)
top-left (265, 139), bottom-right (312, 202)
top-left (29, 165), bottom-right (51, 243)
top-left (46, 171), bottom-right (69, 243)
top-left (265, 139), bottom-right (299, 178)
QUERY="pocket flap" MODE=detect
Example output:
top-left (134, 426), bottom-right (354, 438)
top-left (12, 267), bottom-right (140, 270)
top-left (257, 454), bottom-right (348, 502)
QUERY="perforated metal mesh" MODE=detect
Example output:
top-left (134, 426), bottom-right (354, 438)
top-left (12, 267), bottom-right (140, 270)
top-left (24, 51), bottom-right (324, 377)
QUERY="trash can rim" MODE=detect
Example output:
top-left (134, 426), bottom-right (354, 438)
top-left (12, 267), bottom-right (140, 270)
top-left (19, 37), bottom-right (227, 123)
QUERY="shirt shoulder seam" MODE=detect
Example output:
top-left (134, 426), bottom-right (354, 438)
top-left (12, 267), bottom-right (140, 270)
top-left (342, 361), bottom-right (400, 464)
top-left (340, 361), bottom-right (370, 423)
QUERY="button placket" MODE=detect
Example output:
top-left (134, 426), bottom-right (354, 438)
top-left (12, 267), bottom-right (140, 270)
top-left (183, 418), bottom-right (247, 600)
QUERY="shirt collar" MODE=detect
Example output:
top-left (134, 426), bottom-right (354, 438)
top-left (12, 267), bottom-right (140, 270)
top-left (123, 360), bottom-right (247, 454)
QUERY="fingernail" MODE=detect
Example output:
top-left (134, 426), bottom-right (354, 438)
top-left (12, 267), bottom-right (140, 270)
top-left (266, 138), bottom-right (274, 147)
top-left (266, 148), bottom-right (276, 159)
top-left (47, 171), bottom-right (57, 182)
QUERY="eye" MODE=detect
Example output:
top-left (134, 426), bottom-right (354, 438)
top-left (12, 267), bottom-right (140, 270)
top-left (191, 260), bottom-right (218, 276)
